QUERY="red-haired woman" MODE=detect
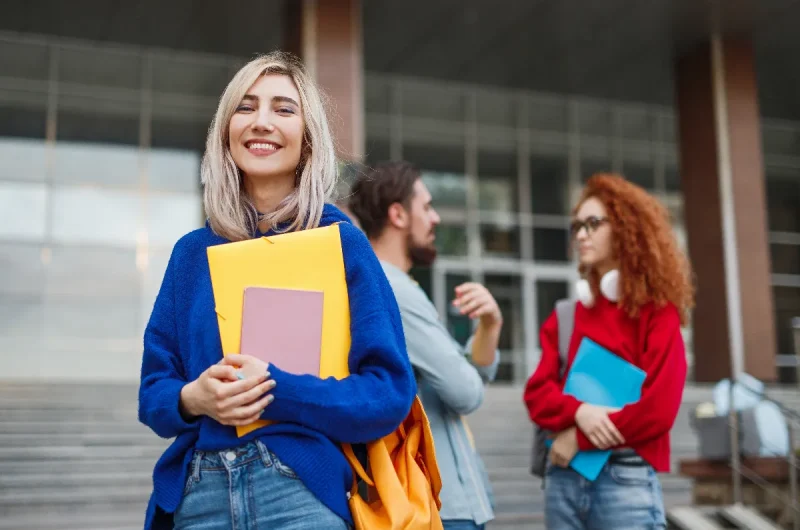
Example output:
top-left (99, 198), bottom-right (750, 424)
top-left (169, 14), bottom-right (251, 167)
top-left (524, 173), bottom-right (694, 529)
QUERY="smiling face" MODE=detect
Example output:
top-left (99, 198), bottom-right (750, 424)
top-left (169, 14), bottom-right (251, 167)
top-left (228, 73), bottom-right (305, 185)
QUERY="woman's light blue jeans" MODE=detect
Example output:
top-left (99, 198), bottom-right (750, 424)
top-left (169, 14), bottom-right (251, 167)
top-left (544, 461), bottom-right (666, 530)
top-left (174, 440), bottom-right (350, 530)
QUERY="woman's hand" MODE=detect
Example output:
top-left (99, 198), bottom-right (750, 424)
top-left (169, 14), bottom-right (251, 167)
top-left (221, 353), bottom-right (270, 380)
top-left (549, 427), bottom-right (579, 467)
top-left (180, 359), bottom-right (275, 426)
top-left (575, 403), bottom-right (625, 449)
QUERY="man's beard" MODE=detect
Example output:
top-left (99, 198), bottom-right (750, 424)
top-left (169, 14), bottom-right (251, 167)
top-left (407, 232), bottom-right (437, 267)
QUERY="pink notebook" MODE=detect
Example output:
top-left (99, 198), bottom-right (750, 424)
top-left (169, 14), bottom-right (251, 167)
top-left (240, 287), bottom-right (324, 376)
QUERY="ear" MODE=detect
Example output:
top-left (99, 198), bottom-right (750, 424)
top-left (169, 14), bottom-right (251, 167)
top-left (387, 202), bottom-right (409, 230)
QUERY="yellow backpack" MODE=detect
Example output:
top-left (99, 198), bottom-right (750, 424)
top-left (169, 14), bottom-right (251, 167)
top-left (341, 397), bottom-right (444, 530)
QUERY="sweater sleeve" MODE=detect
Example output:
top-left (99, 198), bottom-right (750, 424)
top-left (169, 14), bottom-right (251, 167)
top-left (523, 310), bottom-right (582, 432)
top-left (138, 243), bottom-right (197, 439)
top-left (259, 223), bottom-right (416, 443)
top-left (576, 304), bottom-right (687, 450)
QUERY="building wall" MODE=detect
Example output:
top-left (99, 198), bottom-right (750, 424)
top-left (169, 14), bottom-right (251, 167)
top-left (0, 31), bottom-right (798, 383)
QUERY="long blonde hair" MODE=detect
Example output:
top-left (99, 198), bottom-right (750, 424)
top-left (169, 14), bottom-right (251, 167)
top-left (201, 51), bottom-right (338, 241)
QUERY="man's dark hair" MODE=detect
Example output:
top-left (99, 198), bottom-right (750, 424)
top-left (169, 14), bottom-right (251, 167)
top-left (348, 160), bottom-right (421, 239)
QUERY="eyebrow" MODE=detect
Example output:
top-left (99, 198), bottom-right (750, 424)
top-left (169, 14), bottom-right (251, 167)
top-left (241, 94), bottom-right (300, 107)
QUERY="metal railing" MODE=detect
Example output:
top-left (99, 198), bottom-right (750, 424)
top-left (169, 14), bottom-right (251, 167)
top-left (728, 378), bottom-right (800, 529)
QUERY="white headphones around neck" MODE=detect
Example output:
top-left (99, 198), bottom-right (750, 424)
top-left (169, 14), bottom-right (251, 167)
top-left (575, 269), bottom-right (619, 308)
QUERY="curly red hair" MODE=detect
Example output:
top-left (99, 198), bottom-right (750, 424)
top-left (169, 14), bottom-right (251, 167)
top-left (575, 173), bottom-right (695, 326)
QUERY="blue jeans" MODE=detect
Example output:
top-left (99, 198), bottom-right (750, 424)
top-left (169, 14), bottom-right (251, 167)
top-left (174, 440), bottom-right (349, 530)
top-left (544, 461), bottom-right (666, 530)
top-left (442, 521), bottom-right (485, 530)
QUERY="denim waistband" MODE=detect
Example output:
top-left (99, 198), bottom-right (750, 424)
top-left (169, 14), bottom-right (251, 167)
top-left (189, 440), bottom-right (275, 474)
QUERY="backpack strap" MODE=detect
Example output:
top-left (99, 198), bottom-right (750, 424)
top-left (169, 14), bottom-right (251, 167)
top-left (554, 298), bottom-right (576, 378)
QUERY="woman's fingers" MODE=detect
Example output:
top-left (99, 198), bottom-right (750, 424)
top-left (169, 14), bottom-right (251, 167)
top-left (221, 379), bottom-right (275, 410)
top-left (228, 394), bottom-right (275, 423)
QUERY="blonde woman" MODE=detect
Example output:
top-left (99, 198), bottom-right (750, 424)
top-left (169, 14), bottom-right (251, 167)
top-left (138, 52), bottom-right (416, 530)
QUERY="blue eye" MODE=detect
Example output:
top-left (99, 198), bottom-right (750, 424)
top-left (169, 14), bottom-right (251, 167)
top-left (277, 107), bottom-right (295, 114)
top-left (236, 105), bottom-right (254, 112)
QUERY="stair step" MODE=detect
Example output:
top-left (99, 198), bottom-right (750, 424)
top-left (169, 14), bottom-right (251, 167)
top-left (0, 510), bottom-right (144, 530)
top-left (0, 431), bottom-right (159, 446)
top-left (667, 506), bottom-right (726, 529)
top-left (0, 420), bottom-right (150, 435)
top-left (718, 504), bottom-right (782, 530)
top-left (0, 470), bottom-right (152, 489)
top-left (0, 457), bottom-right (159, 475)
top-left (0, 444), bottom-right (164, 461)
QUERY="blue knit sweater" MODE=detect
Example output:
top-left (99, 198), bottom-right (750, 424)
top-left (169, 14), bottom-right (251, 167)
top-left (138, 204), bottom-right (415, 529)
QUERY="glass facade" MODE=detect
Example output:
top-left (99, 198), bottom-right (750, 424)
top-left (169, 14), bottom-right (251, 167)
top-left (364, 75), bottom-right (686, 383)
top-left (0, 30), bottom-right (798, 383)
top-left (763, 123), bottom-right (800, 382)
top-left (0, 33), bottom-right (235, 379)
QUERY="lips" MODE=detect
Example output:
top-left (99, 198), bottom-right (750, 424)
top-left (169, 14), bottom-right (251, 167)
top-left (244, 140), bottom-right (282, 156)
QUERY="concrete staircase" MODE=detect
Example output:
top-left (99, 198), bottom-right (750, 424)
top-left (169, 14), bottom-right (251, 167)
top-left (2, 382), bottom-right (798, 529)
top-left (0, 383), bottom-right (167, 530)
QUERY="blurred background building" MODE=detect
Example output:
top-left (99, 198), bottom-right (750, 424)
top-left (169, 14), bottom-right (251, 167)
top-left (0, 0), bottom-right (798, 387)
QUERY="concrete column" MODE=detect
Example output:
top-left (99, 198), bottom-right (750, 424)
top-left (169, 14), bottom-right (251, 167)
top-left (675, 37), bottom-right (776, 382)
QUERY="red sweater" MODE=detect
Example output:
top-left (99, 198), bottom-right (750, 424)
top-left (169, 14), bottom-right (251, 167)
top-left (523, 296), bottom-right (687, 472)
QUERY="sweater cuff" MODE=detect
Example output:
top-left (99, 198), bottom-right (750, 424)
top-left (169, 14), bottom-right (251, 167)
top-left (166, 380), bottom-right (199, 432)
top-left (562, 395), bottom-right (582, 426)
top-left (576, 428), bottom-right (595, 451)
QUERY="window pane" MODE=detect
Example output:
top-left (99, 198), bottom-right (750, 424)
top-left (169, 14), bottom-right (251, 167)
top-left (534, 228), bottom-right (569, 262)
top-left (766, 171), bottom-right (800, 233)
top-left (148, 194), bottom-right (203, 248)
top-left (409, 266), bottom-right (432, 300)
top-left (478, 150), bottom-right (517, 212)
top-left (0, 243), bottom-right (45, 296)
top-left (666, 164), bottom-right (681, 192)
top-left (51, 187), bottom-right (140, 246)
top-left (436, 224), bottom-right (467, 257)
top-left (0, 38), bottom-right (49, 81)
top-left (531, 154), bottom-right (569, 215)
top-left (407, 143), bottom-right (466, 208)
top-left (365, 138), bottom-right (391, 166)
top-left (445, 273), bottom-right (472, 346)
top-left (57, 93), bottom-right (140, 146)
top-left (536, 281), bottom-right (569, 330)
top-left (581, 152), bottom-right (612, 182)
top-left (486, 273), bottom-right (523, 383)
top-left (771, 244), bottom-right (800, 276)
top-left (623, 160), bottom-right (655, 191)
top-left (476, 89), bottom-right (516, 127)
top-left (422, 172), bottom-right (467, 209)
top-left (618, 108), bottom-right (655, 141)
top-left (151, 56), bottom-right (231, 98)
top-left (578, 102), bottom-right (612, 137)
top-left (45, 246), bottom-right (139, 299)
top-left (148, 148), bottom-right (201, 193)
top-left (59, 45), bottom-right (142, 89)
top-left (480, 223), bottom-right (520, 259)
top-left (0, 182), bottom-right (47, 241)
top-left (53, 142), bottom-right (140, 188)
top-left (401, 82), bottom-right (465, 122)
top-left (773, 286), bottom-right (800, 355)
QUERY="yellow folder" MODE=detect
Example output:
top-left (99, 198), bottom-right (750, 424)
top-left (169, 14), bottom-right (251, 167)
top-left (207, 223), bottom-right (352, 437)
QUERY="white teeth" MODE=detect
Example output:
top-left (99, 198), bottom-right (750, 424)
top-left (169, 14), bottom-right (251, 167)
top-left (248, 143), bottom-right (278, 151)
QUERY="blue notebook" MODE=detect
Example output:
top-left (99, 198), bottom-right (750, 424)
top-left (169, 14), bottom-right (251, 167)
top-left (547, 337), bottom-right (647, 481)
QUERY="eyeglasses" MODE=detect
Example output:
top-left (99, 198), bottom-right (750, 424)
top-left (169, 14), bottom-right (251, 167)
top-left (569, 216), bottom-right (609, 238)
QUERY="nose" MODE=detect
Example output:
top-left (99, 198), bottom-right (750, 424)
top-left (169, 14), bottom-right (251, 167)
top-left (430, 208), bottom-right (441, 226)
top-left (575, 226), bottom-right (589, 242)
top-left (251, 108), bottom-right (275, 132)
